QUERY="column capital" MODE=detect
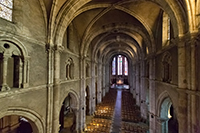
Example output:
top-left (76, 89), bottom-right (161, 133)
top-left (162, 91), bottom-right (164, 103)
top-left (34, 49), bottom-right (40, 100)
top-left (3, 54), bottom-right (11, 59)
top-left (54, 45), bottom-right (64, 53)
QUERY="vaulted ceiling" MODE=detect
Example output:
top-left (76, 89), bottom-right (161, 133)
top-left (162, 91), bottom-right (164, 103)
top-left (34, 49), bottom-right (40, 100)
top-left (41, 0), bottom-right (192, 63)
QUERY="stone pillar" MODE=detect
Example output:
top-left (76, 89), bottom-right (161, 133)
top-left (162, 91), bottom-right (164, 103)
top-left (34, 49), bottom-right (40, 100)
top-left (80, 57), bottom-right (86, 131)
top-left (46, 47), bottom-right (54, 133)
top-left (52, 46), bottom-right (63, 133)
top-left (132, 65), bottom-right (136, 98)
top-left (91, 60), bottom-right (96, 114)
top-left (97, 61), bottom-right (102, 103)
top-left (135, 62), bottom-right (140, 106)
top-left (1, 54), bottom-right (11, 91)
top-left (22, 57), bottom-right (29, 88)
top-left (102, 64), bottom-right (106, 97)
top-left (177, 37), bottom-right (187, 133)
top-left (190, 37), bottom-right (197, 133)
top-left (149, 57), bottom-right (156, 133)
top-left (105, 63), bottom-right (110, 93)
top-left (140, 60), bottom-right (147, 118)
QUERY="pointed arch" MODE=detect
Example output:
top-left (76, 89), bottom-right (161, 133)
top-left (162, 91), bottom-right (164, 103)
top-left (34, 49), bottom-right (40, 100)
top-left (0, 107), bottom-right (44, 133)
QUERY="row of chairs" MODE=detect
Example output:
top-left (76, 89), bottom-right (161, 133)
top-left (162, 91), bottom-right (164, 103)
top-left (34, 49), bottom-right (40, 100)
top-left (84, 89), bottom-right (117, 132)
top-left (121, 91), bottom-right (149, 132)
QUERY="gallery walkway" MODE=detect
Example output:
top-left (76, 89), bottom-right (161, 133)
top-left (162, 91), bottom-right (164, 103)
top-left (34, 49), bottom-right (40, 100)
top-left (84, 89), bottom-right (149, 133)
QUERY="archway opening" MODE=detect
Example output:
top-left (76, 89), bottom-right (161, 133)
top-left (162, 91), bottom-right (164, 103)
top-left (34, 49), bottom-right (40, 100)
top-left (95, 82), bottom-right (98, 105)
top-left (86, 85), bottom-right (90, 115)
top-left (59, 94), bottom-right (76, 133)
top-left (110, 55), bottom-right (129, 89)
top-left (160, 97), bottom-right (178, 133)
top-left (168, 105), bottom-right (178, 133)
top-left (0, 115), bottom-right (38, 133)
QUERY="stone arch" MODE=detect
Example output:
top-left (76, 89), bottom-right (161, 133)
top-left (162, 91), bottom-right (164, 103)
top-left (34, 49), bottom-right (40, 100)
top-left (92, 37), bottom-right (139, 61)
top-left (0, 38), bottom-right (30, 90)
top-left (59, 89), bottom-right (79, 132)
top-left (53, 0), bottom-right (188, 53)
top-left (60, 90), bottom-right (79, 110)
top-left (0, 37), bottom-right (28, 57)
top-left (0, 107), bottom-right (44, 133)
top-left (84, 24), bottom-right (149, 58)
top-left (156, 91), bottom-right (178, 133)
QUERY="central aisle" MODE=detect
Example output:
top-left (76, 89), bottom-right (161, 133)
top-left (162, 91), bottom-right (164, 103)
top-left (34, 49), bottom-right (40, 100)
top-left (111, 90), bottom-right (122, 132)
top-left (84, 89), bottom-right (149, 133)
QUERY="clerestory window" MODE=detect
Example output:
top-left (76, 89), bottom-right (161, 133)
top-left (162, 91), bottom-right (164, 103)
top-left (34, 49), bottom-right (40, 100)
top-left (0, 0), bottom-right (13, 21)
top-left (162, 12), bottom-right (171, 47)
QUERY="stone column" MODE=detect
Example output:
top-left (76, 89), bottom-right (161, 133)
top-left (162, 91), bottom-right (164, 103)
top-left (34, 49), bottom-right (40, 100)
top-left (140, 60), bottom-right (147, 118)
top-left (97, 61), bottom-right (102, 103)
top-left (132, 65), bottom-right (136, 98)
top-left (102, 64), bottom-right (106, 97)
top-left (91, 60), bottom-right (96, 114)
top-left (1, 54), bottom-right (11, 91)
top-left (190, 37), bottom-right (197, 133)
top-left (22, 57), bottom-right (29, 88)
top-left (135, 62), bottom-right (140, 106)
top-left (79, 57), bottom-right (86, 131)
top-left (149, 57), bottom-right (156, 133)
top-left (52, 46), bottom-right (63, 133)
top-left (177, 37), bottom-right (187, 133)
top-left (105, 63), bottom-right (110, 93)
top-left (46, 47), bottom-right (54, 133)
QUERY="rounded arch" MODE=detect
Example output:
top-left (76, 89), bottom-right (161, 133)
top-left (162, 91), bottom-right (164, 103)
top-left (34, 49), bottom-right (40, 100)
top-left (53, 0), bottom-right (188, 52)
top-left (0, 36), bottom-right (29, 57)
top-left (83, 23), bottom-right (150, 58)
top-left (60, 89), bottom-right (79, 110)
top-left (0, 107), bottom-right (44, 133)
top-left (156, 91), bottom-right (179, 133)
top-left (156, 91), bottom-right (176, 117)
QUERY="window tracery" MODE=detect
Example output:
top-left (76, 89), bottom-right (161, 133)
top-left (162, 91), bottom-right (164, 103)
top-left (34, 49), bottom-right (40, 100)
top-left (162, 52), bottom-right (172, 83)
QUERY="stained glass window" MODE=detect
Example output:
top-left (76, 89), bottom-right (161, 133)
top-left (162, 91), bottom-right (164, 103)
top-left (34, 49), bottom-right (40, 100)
top-left (124, 57), bottom-right (128, 75)
top-left (112, 57), bottom-right (116, 75)
top-left (118, 55), bottom-right (122, 75)
top-left (0, 0), bottom-right (13, 21)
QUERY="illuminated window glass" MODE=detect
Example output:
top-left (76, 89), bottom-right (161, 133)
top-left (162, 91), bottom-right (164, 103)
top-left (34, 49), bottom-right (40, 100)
top-left (167, 18), bottom-right (170, 40)
top-left (118, 55), bottom-right (122, 75)
top-left (124, 57), bottom-right (128, 75)
top-left (0, 0), bottom-right (13, 21)
top-left (112, 57), bottom-right (116, 75)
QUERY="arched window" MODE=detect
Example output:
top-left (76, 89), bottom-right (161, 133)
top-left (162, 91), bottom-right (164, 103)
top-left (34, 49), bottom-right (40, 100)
top-left (111, 55), bottom-right (128, 76)
top-left (0, 41), bottom-right (29, 91)
top-left (118, 55), bottom-right (122, 75)
top-left (124, 57), bottom-right (128, 75)
top-left (162, 12), bottom-right (171, 47)
top-left (0, 0), bottom-right (13, 21)
top-left (162, 52), bottom-right (172, 83)
top-left (66, 58), bottom-right (74, 80)
top-left (112, 57), bottom-right (116, 75)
